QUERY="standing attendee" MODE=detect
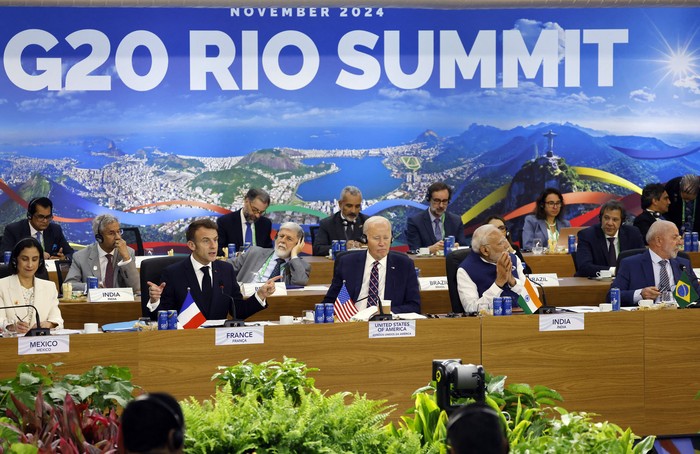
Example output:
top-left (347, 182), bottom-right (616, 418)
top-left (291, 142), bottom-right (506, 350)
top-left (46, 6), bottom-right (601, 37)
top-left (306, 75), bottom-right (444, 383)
top-left (147, 219), bottom-right (277, 320)
top-left (610, 220), bottom-right (700, 306)
top-left (633, 183), bottom-right (671, 243)
top-left (64, 214), bottom-right (140, 292)
top-left (313, 186), bottom-right (369, 256)
top-left (406, 182), bottom-right (466, 254)
top-left (521, 188), bottom-right (570, 250)
top-left (322, 216), bottom-right (421, 314)
top-left (120, 393), bottom-right (185, 454)
top-left (1, 197), bottom-right (73, 260)
top-left (575, 200), bottom-right (645, 277)
top-left (665, 174), bottom-right (700, 234)
top-left (216, 188), bottom-right (273, 256)
top-left (456, 224), bottom-right (526, 313)
top-left (0, 237), bottom-right (63, 333)
top-left (230, 222), bottom-right (310, 286)
top-left (484, 215), bottom-right (531, 274)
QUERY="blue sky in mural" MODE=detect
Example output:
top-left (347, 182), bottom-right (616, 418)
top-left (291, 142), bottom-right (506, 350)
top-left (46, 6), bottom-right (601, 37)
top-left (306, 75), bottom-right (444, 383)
top-left (0, 7), bottom-right (699, 152)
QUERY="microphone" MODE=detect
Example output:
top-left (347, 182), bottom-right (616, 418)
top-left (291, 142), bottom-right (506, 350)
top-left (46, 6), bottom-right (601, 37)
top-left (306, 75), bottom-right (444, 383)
top-left (219, 283), bottom-right (245, 327)
top-left (526, 276), bottom-right (557, 314)
top-left (368, 295), bottom-right (392, 321)
top-left (0, 304), bottom-right (51, 337)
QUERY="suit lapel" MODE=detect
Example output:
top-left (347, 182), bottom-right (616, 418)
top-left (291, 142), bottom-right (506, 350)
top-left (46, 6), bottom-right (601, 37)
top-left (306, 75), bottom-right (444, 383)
top-left (594, 228), bottom-right (611, 265)
top-left (670, 258), bottom-right (683, 283)
top-left (641, 252), bottom-right (656, 287)
top-left (88, 244), bottom-right (100, 278)
top-left (384, 253), bottom-right (396, 301)
top-left (422, 211), bottom-right (436, 244)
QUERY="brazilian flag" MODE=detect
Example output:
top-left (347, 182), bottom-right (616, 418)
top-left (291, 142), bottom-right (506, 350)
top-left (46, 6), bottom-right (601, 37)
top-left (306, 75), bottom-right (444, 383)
top-left (674, 270), bottom-right (699, 308)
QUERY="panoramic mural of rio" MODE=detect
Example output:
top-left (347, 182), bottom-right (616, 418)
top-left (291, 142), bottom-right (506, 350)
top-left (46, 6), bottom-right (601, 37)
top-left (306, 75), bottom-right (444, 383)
top-left (1, 6), bottom-right (699, 250)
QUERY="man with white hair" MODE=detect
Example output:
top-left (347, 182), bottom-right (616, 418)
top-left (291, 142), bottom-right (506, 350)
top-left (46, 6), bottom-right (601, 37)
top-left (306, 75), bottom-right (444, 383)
top-left (64, 214), bottom-right (140, 292)
top-left (322, 216), bottom-right (421, 314)
top-left (229, 222), bottom-right (310, 286)
top-left (610, 220), bottom-right (700, 306)
top-left (456, 224), bottom-right (526, 313)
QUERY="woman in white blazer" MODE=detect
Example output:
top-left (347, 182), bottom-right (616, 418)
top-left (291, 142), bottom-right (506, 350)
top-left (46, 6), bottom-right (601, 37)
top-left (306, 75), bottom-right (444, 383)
top-left (0, 237), bottom-right (63, 333)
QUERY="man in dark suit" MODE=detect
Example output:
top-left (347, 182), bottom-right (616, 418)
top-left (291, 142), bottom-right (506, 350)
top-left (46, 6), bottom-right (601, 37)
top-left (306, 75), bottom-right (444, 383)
top-left (1, 197), bottom-right (73, 260)
top-left (665, 174), bottom-right (700, 234)
top-left (313, 186), bottom-right (369, 256)
top-left (406, 181), bottom-right (466, 254)
top-left (633, 183), bottom-right (670, 244)
top-left (322, 216), bottom-right (421, 314)
top-left (610, 220), bottom-right (700, 306)
top-left (147, 219), bottom-right (278, 321)
top-left (575, 200), bottom-right (645, 278)
top-left (216, 188), bottom-right (273, 256)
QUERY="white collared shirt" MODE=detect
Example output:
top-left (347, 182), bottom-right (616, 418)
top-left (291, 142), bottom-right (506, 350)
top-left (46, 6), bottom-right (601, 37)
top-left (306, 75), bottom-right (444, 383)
top-left (456, 254), bottom-right (525, 313)
top-left (356, 254), bottom-right (388, 310)
top-left (632, 249), bottom-right (674, 303)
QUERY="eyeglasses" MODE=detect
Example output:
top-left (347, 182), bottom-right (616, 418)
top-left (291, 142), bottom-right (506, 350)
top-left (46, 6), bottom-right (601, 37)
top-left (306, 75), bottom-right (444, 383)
top-left (250, 206), bottom-right (266, 216)
top-left (32, 214), bottom-right (53, 221)
top-left (545, 201), bottom-right (562, 207)
top-left (431, 198), bottom-right (450, 205)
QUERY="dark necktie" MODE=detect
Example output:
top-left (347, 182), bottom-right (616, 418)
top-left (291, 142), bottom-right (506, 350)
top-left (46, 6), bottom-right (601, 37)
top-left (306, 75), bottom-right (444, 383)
top-left (433, 218), bottom-right (442, 241)
top-left (368, 261), bottom-right (380, 307)
top-left (607, 238), bottom-right (616, 266)
top-left (658, 259), bottom-right (670, 292)
top-left (104, 253), bottom-right (114, 288)
top-left (35, 231), bottom-right (43, 249)
top-left (201, 266), bottom-right (212, 303)
top-left (270, 258), bottom-right (285, 279)
top-left (244, 222), bottom-right (253, 245)
top-left (345, 221), bottom-right (354, 240)
top-left (684, 200), bottom-right (695, 233)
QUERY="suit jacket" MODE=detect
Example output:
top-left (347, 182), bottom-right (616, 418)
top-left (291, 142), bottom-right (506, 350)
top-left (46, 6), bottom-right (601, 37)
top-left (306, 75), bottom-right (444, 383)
top-left (64, 243), bottom-right (140, 292)
top-left (321, 251), bottom-right (421, 314)
top-left (610, 250), bottom-right (700, 306)
top-left (575, 224), bottom-right (645, 277)
top-left (156, 257), bottom-right (264, 320)
top-left (313, 212), bottom-right (370, 256)
top-left (229, 246), bottom-right (310, 286)
top-left (1, 219), bottom-right (74, 258)
top-left (633, 210), bottom-right (662, 245)
top-left (665, 176), bottom-right (700, 233)
top-left (0, 275), bottom-right (64, 329)
top-left (405, 210), bottom-right (466, 251)
top-left (521, 215), bottom-right (571, 250)
top-left (217, 209), bottom-right (273, 256)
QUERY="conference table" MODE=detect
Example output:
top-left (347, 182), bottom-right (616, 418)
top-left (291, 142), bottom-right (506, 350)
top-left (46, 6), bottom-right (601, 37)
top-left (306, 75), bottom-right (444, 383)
top-left (57, 277), bottom-right (611, 328)
top-left (1, 310), bottom-right (698, 437)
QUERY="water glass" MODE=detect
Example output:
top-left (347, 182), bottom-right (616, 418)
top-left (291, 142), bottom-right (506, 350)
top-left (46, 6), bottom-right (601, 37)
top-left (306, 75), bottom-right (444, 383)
top-left (532, 239), bottom-right (544, 255)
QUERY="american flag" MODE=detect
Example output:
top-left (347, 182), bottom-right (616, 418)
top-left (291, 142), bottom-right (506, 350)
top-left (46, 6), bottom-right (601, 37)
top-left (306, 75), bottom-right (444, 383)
top-left (334, 282), bottom-right (358, 322)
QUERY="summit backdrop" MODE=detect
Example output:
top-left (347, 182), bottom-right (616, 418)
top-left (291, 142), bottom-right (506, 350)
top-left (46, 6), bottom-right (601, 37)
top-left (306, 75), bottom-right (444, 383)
top-left (1, 6), bottom-right (699, 248)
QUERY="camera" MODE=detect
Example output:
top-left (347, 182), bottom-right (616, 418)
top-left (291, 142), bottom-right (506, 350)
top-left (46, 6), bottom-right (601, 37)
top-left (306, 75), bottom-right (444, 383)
top-left (432, 359), bottom-right (485, 415)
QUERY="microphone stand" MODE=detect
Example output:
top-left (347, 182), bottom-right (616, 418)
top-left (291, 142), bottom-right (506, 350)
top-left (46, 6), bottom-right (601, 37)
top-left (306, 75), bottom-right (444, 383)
top-left (0, 304), bottom-right (51, 336)
top-left (527, 277), bottom-right (557, 314)
top-left (369, 298), bottom-right (392, 321)
top-left (220, 285), bottom-right (245, 327)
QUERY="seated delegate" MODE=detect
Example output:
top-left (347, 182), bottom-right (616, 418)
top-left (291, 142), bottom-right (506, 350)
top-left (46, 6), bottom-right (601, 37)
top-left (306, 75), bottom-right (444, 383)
top-left (521, 187), bottom-right (570, 250)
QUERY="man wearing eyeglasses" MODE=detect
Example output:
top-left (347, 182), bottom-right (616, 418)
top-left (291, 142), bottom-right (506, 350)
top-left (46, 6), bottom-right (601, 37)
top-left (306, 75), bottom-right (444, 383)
top-left (64, 214), bottom-right (140, 292)
top-left (406, 182), bottom-right (466, 254)
top-left (1, 196), bottom-right (73, 260)
top-left (217, 188), bottom-right (274, 256)
top-left (575, 199), bottom-right (644, 278)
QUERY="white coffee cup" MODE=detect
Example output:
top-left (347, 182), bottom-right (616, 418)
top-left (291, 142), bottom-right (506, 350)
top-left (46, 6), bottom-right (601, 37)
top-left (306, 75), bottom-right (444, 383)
top-left (279, 315), bottom-right (294, 325)
top-left (638, 299), bottom-right (654, 308)
top-left (83, 323), bottom-right (99, 334)
top-left (418, 247), bottom-right (431, 256)
top-left (598, 303), bottom-right (612, 312)
top-left (596, 269), bottom-right (613, 279)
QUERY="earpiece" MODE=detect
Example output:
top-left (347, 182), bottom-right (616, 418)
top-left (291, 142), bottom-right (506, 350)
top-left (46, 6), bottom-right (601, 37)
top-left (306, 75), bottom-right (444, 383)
top-left (26, 197), bottom-right (38, 219)
top-left (135, 394), bottom-right (184, 450)
top-left (95, 233), bottom-right (104, 244)
top-left (359, 233), bottom-right (367, 244)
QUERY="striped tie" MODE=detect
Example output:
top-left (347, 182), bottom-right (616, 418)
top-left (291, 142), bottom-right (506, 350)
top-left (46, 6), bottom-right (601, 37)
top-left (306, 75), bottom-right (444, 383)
top-left (368, 261), bottom-right (380, 307)
top-left (658, 260), bottom-right (670, 292)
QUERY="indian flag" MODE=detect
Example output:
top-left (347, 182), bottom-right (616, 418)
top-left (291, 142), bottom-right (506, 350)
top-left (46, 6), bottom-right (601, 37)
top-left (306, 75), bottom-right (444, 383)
top-left (517, 279), bottom-right (543, 315)
top-left (674, 270), bottom-right (699, 308)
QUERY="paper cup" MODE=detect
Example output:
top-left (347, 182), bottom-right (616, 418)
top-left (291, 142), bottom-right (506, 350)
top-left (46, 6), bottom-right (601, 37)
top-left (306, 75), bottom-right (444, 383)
top-left (638, 300), bottom-right (654, 308)
top-left (598, 303), bottom-right (612, 312)
top-left (84, 323), bottom-right (99, 333)
top-left (380, 300), bottom-right (392, 315)
top-left (279, 316), bottom-right (294, 325)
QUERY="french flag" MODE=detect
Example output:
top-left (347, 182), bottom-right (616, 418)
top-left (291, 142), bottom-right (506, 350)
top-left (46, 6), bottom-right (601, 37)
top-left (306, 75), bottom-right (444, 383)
top-left (177, 288), bottom-right (206, 329)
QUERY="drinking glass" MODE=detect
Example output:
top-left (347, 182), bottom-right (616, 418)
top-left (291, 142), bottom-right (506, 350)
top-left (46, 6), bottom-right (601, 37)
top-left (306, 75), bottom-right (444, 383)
top-left (532, 239), bottom-right (544, 255)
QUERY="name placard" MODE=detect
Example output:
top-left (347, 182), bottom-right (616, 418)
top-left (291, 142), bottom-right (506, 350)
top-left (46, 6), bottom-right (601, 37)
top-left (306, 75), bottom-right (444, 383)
top-left (539, 314), bottom-right (584, 332)
top-left (88, 287), bottom-right (135, 302)
top-left (418, 276), bottom-right (448, 291)
top-left (369, 320), bottom-right (416, 338)
top-left (527, 274), bottom-right (560, 287)
top-left (240, 282), bottom-right (287, 298)
top-left (215, 326), bottom-right (265, 345)
top-left (18, 335), bottom-right (70, 355)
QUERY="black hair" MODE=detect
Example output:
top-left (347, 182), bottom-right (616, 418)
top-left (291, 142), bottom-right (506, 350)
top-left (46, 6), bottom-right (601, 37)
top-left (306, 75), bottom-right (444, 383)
top-left (27, 197), bottom-right (53, 217)
top-left (9, 237), bottom-right (46, 275)
top-left (121, 393), bottom-right (184, 453)
top-left (185, 219), bottom-right (218, 243)
top-left (427, 182), bottom-right (453, 202)
top-left (245, 188), bottom-right (271, 206)
top-left (640, 183), bottom-right (666, 210)
top-left (599, 199), bottom-right (626, 223)
top-left (534, 188), bottom-right (565, 221)
top-left (446, 403), bottom-right (509, 454)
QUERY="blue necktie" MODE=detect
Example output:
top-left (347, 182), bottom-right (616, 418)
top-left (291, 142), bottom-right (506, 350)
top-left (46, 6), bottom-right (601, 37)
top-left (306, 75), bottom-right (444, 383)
top-left (368, 261), bottom-right (380, 307)
top-left (245, 222), bottom-right (253, 245)
top-left (433, 219), bottom-right (442, 241)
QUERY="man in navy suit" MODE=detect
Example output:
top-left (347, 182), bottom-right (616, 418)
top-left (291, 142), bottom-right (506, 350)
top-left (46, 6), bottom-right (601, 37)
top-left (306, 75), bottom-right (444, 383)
top-left (633, 183), bottom-right (670, 244)
top-left (312, 186), bottom-right (369, 256)
top-left (406, 182), bottom-right (466, 254)
top-left (1, 197), bottom-right (73, 260)
top-left (575, 200), bottom-right (645, 277)
top-left (216, 188), bottom-right (273, 256)
top-left (610, 220), bottom-right (700, 306)
top-left (322, 216), bottom-right (421, 314)
top-left (147, 219), bottom-right (279, 321)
